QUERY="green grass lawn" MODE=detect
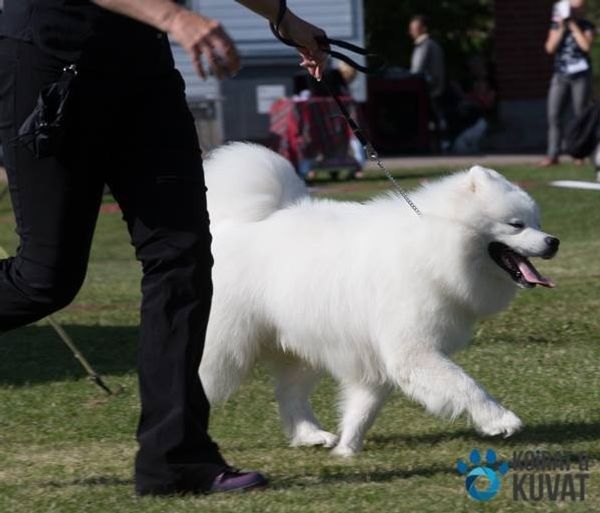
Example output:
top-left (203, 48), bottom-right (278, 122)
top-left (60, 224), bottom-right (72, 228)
top-left (0, 162), bottom-right (599, 513)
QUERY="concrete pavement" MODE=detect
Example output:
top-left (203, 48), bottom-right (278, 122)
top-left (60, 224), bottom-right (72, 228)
top-left (364, 154), bottom-right (545, 171)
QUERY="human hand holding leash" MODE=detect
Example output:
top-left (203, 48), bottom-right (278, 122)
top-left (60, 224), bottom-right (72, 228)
top-left (276, 11), bottom-right (329, 81)
top-left (236, 0), bottom-right (329, 80)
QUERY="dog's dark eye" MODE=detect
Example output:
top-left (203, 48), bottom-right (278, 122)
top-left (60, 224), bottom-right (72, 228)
top-left (509, 222), bottom-right (525, 229)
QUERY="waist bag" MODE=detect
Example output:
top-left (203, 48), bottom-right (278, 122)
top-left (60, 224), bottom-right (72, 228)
top-left (13, 64), bottom-right (78, 159)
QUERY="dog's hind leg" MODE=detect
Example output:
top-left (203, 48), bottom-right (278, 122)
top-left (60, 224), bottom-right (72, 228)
top-left (331, 382), bottom-right (391, 457)
top-left (267, 358), bottom-right (338, 448)
top-left (199, 347), bottom-right (250, 404)
top-left (199, 318), bottom-right (259, 404)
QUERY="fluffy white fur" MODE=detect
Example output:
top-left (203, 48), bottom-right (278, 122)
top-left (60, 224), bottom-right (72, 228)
top-left (200, 142), bottom-right (558, 456)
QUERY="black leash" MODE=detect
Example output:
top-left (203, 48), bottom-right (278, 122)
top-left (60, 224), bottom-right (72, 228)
top-left (46, 317), bottom-right (118, 396)
top-left (269, 4), bottom-right (384, 74)
top-left (319, 84), bottom-right (423, 216)
top-left (270, 1), bottom-right (422, 217)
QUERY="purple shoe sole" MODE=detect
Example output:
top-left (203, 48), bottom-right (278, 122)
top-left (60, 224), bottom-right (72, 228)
top-left (209, 469), bottom-right (268, 494)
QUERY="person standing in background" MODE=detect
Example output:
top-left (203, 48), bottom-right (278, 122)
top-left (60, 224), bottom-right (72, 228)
top-left (540, 0), bottom-right (595, 167)
top-left (409, 15), bottom-right (446, 123)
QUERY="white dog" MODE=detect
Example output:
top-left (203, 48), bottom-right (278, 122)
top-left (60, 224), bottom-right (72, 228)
top-left (200, 143), bottom-right (559, 456)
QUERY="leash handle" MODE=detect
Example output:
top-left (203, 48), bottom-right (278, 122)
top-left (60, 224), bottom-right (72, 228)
top-left (269, 0), bottom-right (385, 74)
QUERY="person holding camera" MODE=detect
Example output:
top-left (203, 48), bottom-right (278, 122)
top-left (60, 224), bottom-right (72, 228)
top-left (540, 0), bottom-right (596, 167)
top-left (0, 0), bottom-right (327, 497)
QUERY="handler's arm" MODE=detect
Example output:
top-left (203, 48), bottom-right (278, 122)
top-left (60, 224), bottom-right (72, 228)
top-left (91, 0), bottom-right (328, 79)
top-left (235, 0), bottom-right (328, 79)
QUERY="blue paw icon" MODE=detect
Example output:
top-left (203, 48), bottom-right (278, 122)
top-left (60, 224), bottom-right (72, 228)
top-left (456, 449), bottom-right (509, 501)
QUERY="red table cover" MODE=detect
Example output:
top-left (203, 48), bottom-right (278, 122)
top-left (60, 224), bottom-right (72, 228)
top-left (269, 97), bottom-right (360, 170)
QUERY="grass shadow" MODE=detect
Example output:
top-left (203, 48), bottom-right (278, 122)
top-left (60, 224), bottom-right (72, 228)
top-left (45, 475), bottom-right (134, 489)
top-left (513, 421), bottom-right (600, 444)
top-left (0, 325), bottom-right (138, 386)
top-left (274, 463), bottom-right (453, 489)
top-left (369, 421), bottom-right (600, 448)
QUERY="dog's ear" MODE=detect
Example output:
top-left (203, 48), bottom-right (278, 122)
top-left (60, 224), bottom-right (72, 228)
top-left (467, 166), bottom-right (496, 193)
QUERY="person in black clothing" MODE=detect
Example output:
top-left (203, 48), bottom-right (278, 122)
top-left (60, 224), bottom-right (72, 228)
top-left (0, 0), bottom-right (328, 497)
top-left (540, 0), bottom-right (596, 167)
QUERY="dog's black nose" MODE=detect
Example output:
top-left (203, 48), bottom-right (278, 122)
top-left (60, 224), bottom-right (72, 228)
top-left (545, 236), bottom-right (560, 250)
top-left (543, 237), bottom-right (560, 259)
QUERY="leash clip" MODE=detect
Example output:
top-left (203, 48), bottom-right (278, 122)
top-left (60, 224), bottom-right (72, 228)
top-left (364, 142), bottom-right (379, 161)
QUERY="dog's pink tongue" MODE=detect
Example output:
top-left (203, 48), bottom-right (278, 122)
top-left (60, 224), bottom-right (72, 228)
top-left (515, 256), bottom-right (555, 288)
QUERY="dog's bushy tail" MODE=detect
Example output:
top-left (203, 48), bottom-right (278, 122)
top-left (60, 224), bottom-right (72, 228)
top-left (204, 142), bottom-right (308, 224)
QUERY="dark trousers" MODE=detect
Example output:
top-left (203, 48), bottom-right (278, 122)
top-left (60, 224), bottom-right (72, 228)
top-left (547, 71), bottom-right (593, 159)
top-left (0, 38), bottom-right (227, 494)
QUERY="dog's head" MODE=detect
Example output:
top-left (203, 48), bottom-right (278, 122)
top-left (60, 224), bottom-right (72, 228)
top-left (458, 166), bottom-right (559, 289)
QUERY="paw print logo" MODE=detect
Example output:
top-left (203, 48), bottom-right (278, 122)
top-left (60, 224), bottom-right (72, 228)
top-left (456, 448), bottom-right (509, 501)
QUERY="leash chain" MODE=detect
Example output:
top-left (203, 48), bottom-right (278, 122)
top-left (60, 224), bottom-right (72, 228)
top-left (319, 80), bottom-right (423, 216)
top-left (367, 145), bottom-right (423, 216)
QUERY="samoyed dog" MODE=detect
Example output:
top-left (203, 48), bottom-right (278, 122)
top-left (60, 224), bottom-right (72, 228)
top-left (200, 143), bottom-right (559, 456)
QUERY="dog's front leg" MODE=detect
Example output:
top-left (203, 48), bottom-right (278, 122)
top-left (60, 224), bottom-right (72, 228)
top-left (390, 351), bottom-right (523, 437)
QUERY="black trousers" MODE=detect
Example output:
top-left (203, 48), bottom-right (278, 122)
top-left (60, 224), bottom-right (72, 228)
top-left (0, 37), bottom-right (227, 494)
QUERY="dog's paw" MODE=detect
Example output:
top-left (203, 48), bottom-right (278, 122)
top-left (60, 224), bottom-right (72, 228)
top-left (331, 444), bottom-right (359, 457)
top-left (478, 410), bottom-right (523, 438)
top-left (291, 429), bottom-right (339, 448)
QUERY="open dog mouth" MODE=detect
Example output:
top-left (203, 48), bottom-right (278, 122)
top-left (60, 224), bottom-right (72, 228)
top-left (488, 242), bottom-right (555, 289)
